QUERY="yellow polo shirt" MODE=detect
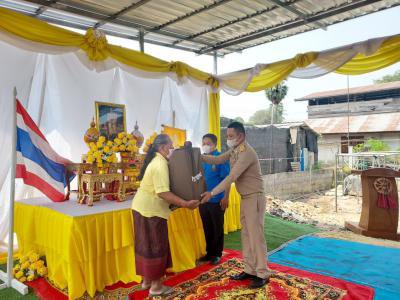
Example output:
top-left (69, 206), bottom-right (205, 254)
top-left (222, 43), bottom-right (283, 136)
top-left (131, 153), bottom-right (171, 219)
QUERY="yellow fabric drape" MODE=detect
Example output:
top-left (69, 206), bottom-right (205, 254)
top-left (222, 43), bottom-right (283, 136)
top-left (161, 125), bottom-right (186, 148)
top-left (208, 92), bottom-right (221, 151)
top-left (0, 8), bottom-right (217, 85)
top-left (224, 184), bottom-right (242, 234)
top-left (335, 35), bottom-right (400, 75)
top-left (14, 203), bottom-right (205, 299)
top-left (245, 52), bottom-right (318, 92)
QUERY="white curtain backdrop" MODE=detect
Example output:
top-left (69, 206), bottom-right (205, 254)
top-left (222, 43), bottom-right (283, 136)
top-left (0, 39), bottom-right (208, 252)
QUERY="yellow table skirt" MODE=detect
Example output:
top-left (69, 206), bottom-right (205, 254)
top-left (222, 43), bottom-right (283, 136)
top-left (14, 203), bottom-right (207, 299)
top-left (14, 187), bottom-right (241, 299)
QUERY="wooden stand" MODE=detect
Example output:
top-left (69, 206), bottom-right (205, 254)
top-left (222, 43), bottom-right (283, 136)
top-left (345, 168), bottom-right (400, 241)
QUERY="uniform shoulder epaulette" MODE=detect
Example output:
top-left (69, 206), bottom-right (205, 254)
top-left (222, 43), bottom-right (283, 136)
top-left (239, 143), bottom-right (246, 153)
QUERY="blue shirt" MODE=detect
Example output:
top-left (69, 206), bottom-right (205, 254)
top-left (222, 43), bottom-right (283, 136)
top-left (202, 150), bottom-right (230, 203)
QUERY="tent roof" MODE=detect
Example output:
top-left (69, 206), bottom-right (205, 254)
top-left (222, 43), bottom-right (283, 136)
top-left (1, 0), bottom-right (399, 56)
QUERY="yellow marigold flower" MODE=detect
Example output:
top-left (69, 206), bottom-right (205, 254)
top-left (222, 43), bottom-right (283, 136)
top-left (127, 133), bottom-right (133, 139)
top-left (38, 267), bottom-right (48, 277)
top-left (27, 274), bottom-right (35, 282)
top-left (122, 137), bottom-right (127, 144)
top-left (112, 156), bottom-right (118, 163)
top-left (86, 156), bottom-right (94, 164)
top-left (96, 141), bottom-right (103, 148)
top-left (98, 136), bottom-right (106, 143)
top-left (15, 271), bottom-right (24, 279)
top-left (106, 141), bottom-right (113, 147)
top-left (103, 146), bottom-right (110, 153)
top-left (19, 276), bottom-right (27, 283)
top-left (21, 261), bottom-right (30, 270)
top-left (29, 252), bottom-right (40, 263)
top-left (106, 156), bottom-right (112, 163)
top-left (19, 255), bottom-right (29, 263)
top-left (35, 260), bottom-right (45, 268)
top-left (114, 138), bottom-right (122, 145)
top-left (14, 264), bottom-right (21, 271)
top-left (119, 145), bottom-right (126, 151)
top-left (118, 132), bottom-right (124, 139)
top-left (112, 145), bottom-right (119, 152)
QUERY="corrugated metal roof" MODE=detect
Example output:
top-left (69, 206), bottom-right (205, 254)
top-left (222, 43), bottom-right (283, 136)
top-left (297, 81), bottom-right (400, 101)
top-left (305, 112), bottom-right (400, 134)
top-left (1, 0), bottom-right (399, 56)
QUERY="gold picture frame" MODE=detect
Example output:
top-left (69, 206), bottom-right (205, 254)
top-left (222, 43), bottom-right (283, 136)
top-left (95, 101), bottom-right (126, 141)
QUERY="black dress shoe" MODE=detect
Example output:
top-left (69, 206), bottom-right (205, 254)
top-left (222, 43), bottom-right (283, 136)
top-left (198, 255), bottom-right (212, 262)
top-left (210, 256), bottom-right (221, 265)
top-left (230, 271), bottom-right (255, 281)
top-left (249, 276), bottom-right (269, 288)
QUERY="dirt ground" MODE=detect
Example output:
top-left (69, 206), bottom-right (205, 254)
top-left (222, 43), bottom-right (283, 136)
top-left (266, 185), bottom-right (400, 233)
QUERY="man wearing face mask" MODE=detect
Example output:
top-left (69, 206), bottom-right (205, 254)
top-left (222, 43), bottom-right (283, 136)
top-left (199, 134), bottom-right (230, 265)
top-left (200, 122), bottom-right (268, 289)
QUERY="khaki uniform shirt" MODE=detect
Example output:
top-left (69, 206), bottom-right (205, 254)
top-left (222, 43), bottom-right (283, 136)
top-left (201, 142), bottom-right (264, 196)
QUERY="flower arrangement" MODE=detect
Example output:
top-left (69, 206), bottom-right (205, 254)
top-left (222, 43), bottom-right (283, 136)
top-left (87, 136), bottom-right (118, 168)
top-left (113, 132), bottom-right (139, 154)
top-left (13, 251), bottom-right (47, 283)
top-left (143, 132), bottom-right (158, 153)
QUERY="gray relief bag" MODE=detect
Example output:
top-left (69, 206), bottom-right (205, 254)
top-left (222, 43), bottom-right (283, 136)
top-left (168, 141), bottom-right (206, 210)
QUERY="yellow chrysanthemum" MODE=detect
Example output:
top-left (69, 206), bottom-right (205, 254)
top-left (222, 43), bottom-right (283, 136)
top-left (127, 133), bottom-right (133, 139)
top-left (106, 156), bottom-right (112, 163)
top-left (86, 155), bottom-right (94, 164)
top-left (27, 274), bottom-right (35, 282)
top-left (96, 141), bottom-right (103, 148)
top-left (19, 255), bottom-right (29, 263)
top-left (114, 138), bottom-right (122, 145)
top-left (29, 252), bottom-right (40, 263)
top-left (117, 132), bottom-right (124, 139)
top-left (98, 136), bottom-right (106, 143)
top-left (122, 137), bottom-right (127, 143)
top-left (112, 156), bottom-right (118, 163)
top-left (19, 276), bottom-right (27, 283)
top-left (15, 271), bottom-right (24, 279)
top-left (112, 145), bottom-right (119, 152)
top-left (119, 145), bottom-right (126, 151)
top-left (106, 141), bottom-right (113, 147)
top-left (37, 267), bottom-right (48, 277)
top-left (103, 146), bottom-right (110, 153)
top-left (21, 261), bottom-right (30, 270)
top-left (35, 260), bottom-right (45, 268)
top-left (14, 264), bottom-right (21, 271)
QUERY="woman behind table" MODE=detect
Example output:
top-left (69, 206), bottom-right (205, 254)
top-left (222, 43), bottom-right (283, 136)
top-left (132, 134), bottom-right (199, 297)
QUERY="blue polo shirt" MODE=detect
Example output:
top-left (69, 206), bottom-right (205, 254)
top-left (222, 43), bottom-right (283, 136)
top-left (202, 150), bottom-right (230, 203)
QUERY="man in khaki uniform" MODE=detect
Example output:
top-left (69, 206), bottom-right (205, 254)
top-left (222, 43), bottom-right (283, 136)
top-left (201, 121), bottom-right (268, 288)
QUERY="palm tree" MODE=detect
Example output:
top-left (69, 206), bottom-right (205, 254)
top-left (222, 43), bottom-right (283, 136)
top-left (265, 81), bottom-right (288, 124)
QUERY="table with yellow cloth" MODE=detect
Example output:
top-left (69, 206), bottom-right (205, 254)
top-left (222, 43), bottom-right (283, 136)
top-left (14, 185), bottom-right (241, 299)
top-left (14, 196), bottom-right (207, 299)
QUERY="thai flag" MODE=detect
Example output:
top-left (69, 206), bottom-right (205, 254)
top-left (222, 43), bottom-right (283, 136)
top-left (16, 100), bottom-right (72, 202)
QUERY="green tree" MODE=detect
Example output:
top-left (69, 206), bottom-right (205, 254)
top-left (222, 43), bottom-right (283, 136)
top-left (353, 138), bottom-right (390, 152)
top-left (265, 81), bottom-right (288, 124)
top-left (234, 116), bottom-right (245, 123)
top-left (220, 116), bottom-right (246, 127)
top-left (373, 70), bottom-right (400, 84)
top-left (248, 103), bottom-right (284, 125)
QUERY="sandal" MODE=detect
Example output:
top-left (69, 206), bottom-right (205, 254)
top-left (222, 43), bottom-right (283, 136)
top-left (149, 285), bottom-right (174, 297)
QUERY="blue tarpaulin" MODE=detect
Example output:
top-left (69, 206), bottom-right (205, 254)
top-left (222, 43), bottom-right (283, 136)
top-left (269, 236), bottom-right (400, 300)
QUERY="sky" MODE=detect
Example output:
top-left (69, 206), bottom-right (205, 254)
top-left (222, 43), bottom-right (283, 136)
top-left (106, 6), bottom-right (400, 122)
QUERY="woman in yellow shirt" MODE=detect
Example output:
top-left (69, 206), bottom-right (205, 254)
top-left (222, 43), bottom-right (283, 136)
top-left (132, 134), bottom-right (199, 297)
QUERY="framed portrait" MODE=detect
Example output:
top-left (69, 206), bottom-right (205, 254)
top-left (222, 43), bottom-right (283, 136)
top-left (95, 101), bottom-right (126, 141)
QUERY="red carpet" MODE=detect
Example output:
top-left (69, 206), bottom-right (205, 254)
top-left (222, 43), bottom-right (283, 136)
top-left (27, 249), bottom-right (373, 299)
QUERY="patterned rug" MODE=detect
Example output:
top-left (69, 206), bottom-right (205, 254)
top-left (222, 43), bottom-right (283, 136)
top-left (27, 249), bottom-right (373, 300)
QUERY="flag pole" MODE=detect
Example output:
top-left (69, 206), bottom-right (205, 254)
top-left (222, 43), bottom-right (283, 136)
top-left (7, 87), bottom-right (17, 287)
top-left (0, 88), bottom-right (27, 294)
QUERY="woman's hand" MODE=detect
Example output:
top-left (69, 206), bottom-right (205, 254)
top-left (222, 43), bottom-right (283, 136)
top-left (185, 200), bottom-right (200, 210)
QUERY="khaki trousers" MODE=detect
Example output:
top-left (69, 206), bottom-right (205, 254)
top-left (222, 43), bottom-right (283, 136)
top-left (240, 192), bottom-right (268, 279)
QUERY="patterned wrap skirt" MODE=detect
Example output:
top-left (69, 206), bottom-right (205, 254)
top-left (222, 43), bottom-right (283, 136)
top-left (133, 210), bottom-right (172, 280)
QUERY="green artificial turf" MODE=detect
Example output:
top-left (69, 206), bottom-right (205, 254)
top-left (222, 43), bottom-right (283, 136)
top-left (0, 213), bottom-right (318, 299)
top-left (224, 213), bottom-right (319, 251)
